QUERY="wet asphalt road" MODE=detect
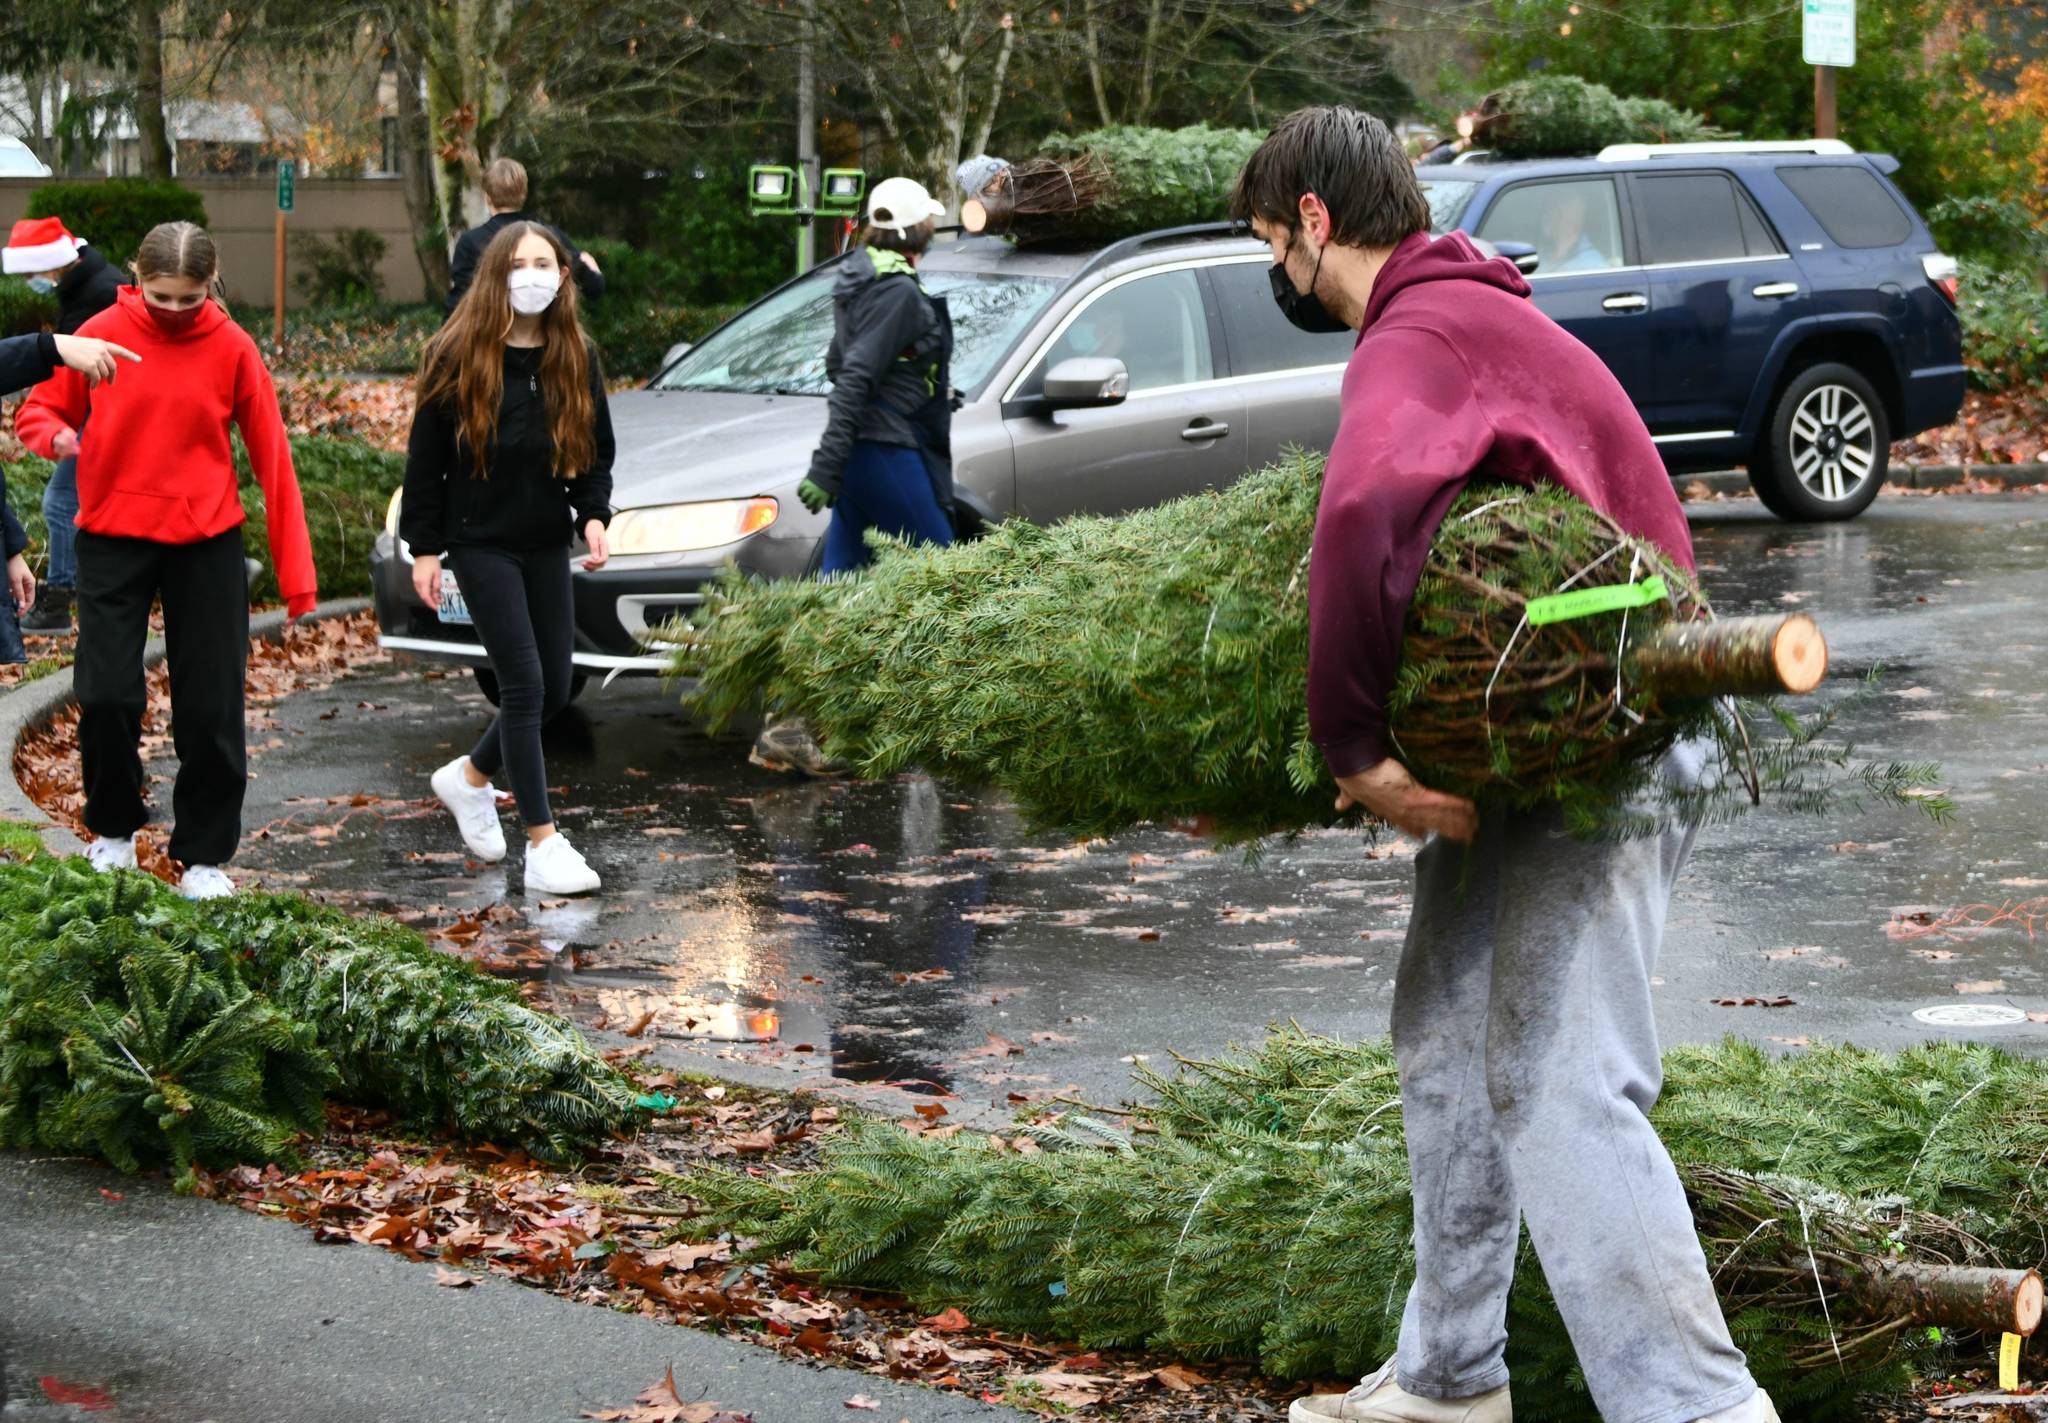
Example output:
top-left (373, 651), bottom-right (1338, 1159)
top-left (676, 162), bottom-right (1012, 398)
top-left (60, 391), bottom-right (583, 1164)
top-left (208, 491), bottom-right (2048, 1124)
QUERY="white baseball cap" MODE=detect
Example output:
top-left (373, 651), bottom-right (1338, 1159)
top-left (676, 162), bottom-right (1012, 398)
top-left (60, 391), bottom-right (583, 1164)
top-left (865, 176), bottom-right (946, 233)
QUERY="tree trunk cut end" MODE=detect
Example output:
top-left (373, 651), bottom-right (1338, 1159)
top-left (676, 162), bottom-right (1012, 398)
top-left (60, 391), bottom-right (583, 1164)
top-left (1772, 614), bottom-right (1828, 695)
top-left (2019, 1269), bottom-right (2044, 1336)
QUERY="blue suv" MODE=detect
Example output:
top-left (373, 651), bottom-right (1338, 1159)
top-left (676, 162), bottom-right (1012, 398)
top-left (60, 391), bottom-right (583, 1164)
top-left (1418, 140), bottom-right (1965, 520)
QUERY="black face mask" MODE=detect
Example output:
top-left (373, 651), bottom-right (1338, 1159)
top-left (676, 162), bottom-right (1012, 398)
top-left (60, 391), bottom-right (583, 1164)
top-left (1268, 237), bottom-right (1349, 335)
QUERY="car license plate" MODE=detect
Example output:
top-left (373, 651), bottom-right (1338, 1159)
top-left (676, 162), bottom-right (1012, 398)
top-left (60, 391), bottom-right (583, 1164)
top-left (437, 569), bottom-right (473, 626)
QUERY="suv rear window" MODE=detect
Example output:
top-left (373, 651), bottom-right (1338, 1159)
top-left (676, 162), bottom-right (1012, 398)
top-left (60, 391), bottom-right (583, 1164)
top-left (1776, 165), bottom-right (1911, 248)
top-left (1634, 172), bottom-right (1781, 263)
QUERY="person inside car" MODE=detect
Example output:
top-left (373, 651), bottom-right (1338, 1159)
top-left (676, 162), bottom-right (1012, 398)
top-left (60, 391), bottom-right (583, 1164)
top-left (1538, 188), bottom-right (1615, 273)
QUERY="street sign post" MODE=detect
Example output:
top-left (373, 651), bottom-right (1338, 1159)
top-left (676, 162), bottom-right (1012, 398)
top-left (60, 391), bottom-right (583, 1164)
top-left (273, 161), bottom-right (295, 348)
top-left (1804, 0), bottom-right (1855, 139)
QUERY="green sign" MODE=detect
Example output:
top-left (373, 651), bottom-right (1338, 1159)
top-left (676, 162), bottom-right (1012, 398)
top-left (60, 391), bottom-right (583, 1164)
top-left (1802, 0), bottom-right (1855, 67)
top-left (276, 160), bottom-right (295, 212)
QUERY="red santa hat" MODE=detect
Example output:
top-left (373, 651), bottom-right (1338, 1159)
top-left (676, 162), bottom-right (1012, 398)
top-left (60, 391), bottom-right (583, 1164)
top-left (3, 217), bottom-right (87, 275)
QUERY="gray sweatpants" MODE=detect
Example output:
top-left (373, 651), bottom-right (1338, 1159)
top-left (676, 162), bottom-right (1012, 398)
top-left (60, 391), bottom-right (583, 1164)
top-left (1389, 754), bottom-right (1756, 1423)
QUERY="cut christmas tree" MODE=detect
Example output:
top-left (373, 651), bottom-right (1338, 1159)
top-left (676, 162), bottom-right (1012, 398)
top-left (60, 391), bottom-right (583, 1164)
top-left (673, 451), bottom-right (1944, 842)
top-left (960, 125), bottom-right (1262, 243)
top-left (1468, 75), bottom-right (1725, 159)
top-left (668, 1028), bottom-right (2048, 1420)
top-left (0, 857), bottom-right (642, 1175)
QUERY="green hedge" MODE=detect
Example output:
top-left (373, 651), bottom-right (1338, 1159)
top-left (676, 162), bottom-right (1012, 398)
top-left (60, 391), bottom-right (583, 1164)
top-left (1957, 261), bottom-right (2048, 393)
top-left (3, 434), bottom-right (400, 601)
top-left (25, 179), bottom-right (209, 270)
top-left (235, 298), bottom-right (743, 381)
top-left (233, 304), bottom-right (440, 376)
top-left (0, 281), bottom-right (58, 338)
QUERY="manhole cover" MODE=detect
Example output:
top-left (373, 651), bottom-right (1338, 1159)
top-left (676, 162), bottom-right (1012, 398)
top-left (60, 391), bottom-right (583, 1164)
top-left (1912, 1003), bottom-right (2030, 1028)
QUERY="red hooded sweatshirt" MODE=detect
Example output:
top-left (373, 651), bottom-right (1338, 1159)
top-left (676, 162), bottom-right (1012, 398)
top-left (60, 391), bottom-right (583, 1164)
top-left (1309, 230), bottom-right (1695, 780)
top-left (16, 287), bottom-right (317, 618)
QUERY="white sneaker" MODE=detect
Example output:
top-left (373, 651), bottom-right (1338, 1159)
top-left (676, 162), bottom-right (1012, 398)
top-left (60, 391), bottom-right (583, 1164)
top-left (524, 832), bottom-right (599, 896)
top-left (1289, 1361), bottom-right (1510, 1423)
top-left (178, 865), bottom-right (235, 901)
top-left (85, 834), bottom-right (137, 873)
top-left (430, 756), bottom-right (507, 862)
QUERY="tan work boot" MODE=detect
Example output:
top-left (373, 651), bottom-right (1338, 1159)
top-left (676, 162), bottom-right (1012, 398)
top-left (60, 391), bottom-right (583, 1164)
top-left (1288, 1361), bottom-right (1510, 1423)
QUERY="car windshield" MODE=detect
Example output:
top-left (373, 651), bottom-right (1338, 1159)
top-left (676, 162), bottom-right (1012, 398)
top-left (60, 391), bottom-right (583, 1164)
top-left (653, 264), bottom-right (1057, 397)
top-left (1420, 177), bottom-right (1480, 233)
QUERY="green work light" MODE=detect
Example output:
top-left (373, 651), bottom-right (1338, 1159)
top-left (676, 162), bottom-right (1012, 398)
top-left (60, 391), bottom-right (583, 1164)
top-left (820, 169), bottom-right (866, 212)
top-left (748, 164), bottom-right (796, 212)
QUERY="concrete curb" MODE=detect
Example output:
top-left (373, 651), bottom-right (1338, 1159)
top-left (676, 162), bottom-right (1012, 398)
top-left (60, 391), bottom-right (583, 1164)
top-left (0, 596), bottom-right (371, 859)
top-left (1679, 463), bottom-right (2048, 497)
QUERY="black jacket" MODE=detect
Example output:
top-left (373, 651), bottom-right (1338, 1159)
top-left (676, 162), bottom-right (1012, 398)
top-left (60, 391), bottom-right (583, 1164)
top-left (55, 247), bottom-right (128, 335)
top-left (444, 212), bottom-right (606, 316)
top-left (807, 246), bottom-right (954, 501)
top-left (0, 333), bottom-right (57, 556)
top-left (399, 342), bottom-right (615, 558)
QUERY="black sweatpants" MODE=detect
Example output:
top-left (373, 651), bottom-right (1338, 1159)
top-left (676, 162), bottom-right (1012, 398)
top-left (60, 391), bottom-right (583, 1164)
top-left (74, 527), bottom-right (249, 866)
top-left (446, 543), bottom-right (574, 827)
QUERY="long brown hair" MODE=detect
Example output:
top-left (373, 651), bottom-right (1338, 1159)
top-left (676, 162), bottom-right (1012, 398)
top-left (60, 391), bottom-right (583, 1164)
top-left (416, 221), bottom-right (595, 479)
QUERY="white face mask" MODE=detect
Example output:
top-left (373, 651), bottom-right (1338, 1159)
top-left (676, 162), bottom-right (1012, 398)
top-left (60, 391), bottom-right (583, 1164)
top-left (507, 267), bottom-right (561, 316)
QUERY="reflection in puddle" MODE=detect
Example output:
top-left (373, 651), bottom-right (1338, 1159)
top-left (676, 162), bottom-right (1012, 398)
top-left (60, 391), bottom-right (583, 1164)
top-left (593, 989), bottom-right (781, 1042)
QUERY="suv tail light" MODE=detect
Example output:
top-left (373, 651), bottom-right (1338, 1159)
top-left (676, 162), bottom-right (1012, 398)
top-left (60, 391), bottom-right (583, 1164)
top-left (1922, 252), bottom-right (1959, 305)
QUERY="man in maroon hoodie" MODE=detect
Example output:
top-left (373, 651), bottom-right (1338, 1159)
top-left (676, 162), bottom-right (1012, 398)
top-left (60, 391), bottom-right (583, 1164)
top-left (1235, 110), bottom-right (1775, 1423)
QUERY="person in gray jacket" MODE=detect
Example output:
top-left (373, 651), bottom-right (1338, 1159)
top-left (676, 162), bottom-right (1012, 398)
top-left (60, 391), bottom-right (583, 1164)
top-left (794, 175), bottom-right (955, 573)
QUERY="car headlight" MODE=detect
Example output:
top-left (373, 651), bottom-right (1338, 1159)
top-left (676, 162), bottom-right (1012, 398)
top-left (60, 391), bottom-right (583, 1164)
top-left (385, 488), bottom-right (402, 541)
top-left (607, 498), bottom-right (779, 556)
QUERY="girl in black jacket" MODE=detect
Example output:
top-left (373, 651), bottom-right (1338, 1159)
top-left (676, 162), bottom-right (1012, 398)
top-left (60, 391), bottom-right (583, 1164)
top-left (400, 223), bottom-right (613, 896)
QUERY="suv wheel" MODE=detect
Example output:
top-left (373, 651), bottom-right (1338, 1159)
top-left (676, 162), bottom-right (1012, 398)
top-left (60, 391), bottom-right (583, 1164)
top-left (1752, 363), bottom-right (1889, 521)
top-left (472, 666), bottom-right (588, 706)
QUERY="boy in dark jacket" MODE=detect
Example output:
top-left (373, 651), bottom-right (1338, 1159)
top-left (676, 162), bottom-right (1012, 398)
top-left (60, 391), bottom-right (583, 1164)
top-left (1234, 109), bottom-right (1777, 1423)
top-left (0, 328), bottom-right (141, 661)
top-left (443, 159), bottom-right (604, 315)
top-left (5, 217), bottom-right (131, 632)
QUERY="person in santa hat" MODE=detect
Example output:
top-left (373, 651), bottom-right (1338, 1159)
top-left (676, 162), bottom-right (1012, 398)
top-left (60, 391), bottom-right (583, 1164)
top-left (4, 216), bottom-right (129, 635)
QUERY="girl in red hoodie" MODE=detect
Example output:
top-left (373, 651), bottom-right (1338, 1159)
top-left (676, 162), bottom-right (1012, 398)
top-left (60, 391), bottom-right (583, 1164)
top-left (16, 221), bottom-right (316, 899)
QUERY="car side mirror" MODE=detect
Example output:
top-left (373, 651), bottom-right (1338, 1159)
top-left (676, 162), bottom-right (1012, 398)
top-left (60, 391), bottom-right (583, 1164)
top-left (1491, 241), bottom-right (1541, 276)
top-left (659, 340), bottom-right (694, 370)
top-left (1042, 357), bottom-right (1129, 411)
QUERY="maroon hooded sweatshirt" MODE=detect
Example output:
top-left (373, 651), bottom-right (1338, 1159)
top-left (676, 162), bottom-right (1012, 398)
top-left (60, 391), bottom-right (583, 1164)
top-left (1309, 229), bottom-right (1696, 780)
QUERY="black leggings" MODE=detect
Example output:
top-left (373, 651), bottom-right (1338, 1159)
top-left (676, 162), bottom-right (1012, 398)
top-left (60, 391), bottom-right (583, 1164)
top-left (446, 544), bottom-right (574, 826)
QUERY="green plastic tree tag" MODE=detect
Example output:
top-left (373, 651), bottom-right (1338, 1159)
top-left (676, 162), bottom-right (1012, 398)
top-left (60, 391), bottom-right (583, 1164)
top-left (1525, 575), bottom-right (1669, 627)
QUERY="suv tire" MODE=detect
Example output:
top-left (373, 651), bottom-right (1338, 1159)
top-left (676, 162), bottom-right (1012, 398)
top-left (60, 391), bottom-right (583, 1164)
top-left (473, 666), bottom-right (588, 707)
top-left (1751, 362), bottom-right (1889, 521)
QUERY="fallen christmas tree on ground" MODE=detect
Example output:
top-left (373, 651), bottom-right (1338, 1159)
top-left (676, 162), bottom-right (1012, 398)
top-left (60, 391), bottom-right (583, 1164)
top-left (0, 857), bottom-right (641, 1182)
top-left (669, 1027), bottom-right (2047, 1421)
top-left (674, 450), bottom-right (1945, 842)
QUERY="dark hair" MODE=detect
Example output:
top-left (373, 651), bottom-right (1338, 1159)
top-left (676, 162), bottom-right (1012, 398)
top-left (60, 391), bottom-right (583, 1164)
top-left (1230, 107), bottom-right (1430, 249)
top-left (862, 218), bottom-right (935, 256)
